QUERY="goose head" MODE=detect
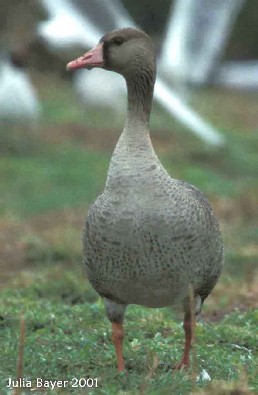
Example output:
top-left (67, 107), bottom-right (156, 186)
top-left (66, 28), bottom-right (156, 79)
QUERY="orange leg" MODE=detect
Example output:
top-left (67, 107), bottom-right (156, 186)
top-left (174, 312), bottom-right (195, 370)
top-left (112, 322), bottom-right (125, 372)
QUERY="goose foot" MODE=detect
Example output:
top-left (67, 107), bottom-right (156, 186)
top-left (173, 360), bottom-right (190, 370)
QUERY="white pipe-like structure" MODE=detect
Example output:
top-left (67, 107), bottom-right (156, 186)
top-left (160, 0), bottom-right (193, 83)
top-left (160, 0), bottom-right (245, 85)
top-left (154, 80), bottom-right (224, 146)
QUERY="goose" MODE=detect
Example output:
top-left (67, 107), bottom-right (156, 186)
top-left (67, 28), bottom-right (224, 371)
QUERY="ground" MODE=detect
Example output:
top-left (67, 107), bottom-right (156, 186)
top-left (0, 73), bottom-right (258, 394)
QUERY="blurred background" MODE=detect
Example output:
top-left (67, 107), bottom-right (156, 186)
top-left (0, 0), bottom-right (258, 321)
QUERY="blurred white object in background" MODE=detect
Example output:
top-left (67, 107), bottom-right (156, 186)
top-left (160, 0), bottom-right (193, 84)
top-left (0, 1), bottom-right (44, 124)
top-left (38, 0), bottom-right (99, 49)
top-left (74, 69), bottom-right (126, 112)
top-left (39, 0), bottom-right (224, 146)
top-left (160, 0), bottom-right (245, 85)
top-left (0, 54), bottom-right (40, 122)
top-left (216, 60), bottom-right (258, 90)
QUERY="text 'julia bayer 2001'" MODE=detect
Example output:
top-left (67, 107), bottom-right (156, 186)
top-left (7, 377), bottom-right (98, 390)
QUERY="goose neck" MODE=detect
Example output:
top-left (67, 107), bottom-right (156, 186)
top-left (125, 68), bottom-right (155, 128)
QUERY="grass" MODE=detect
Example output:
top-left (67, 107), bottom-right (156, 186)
top-left (1, 268), bottom-right (257, 394)
top-left (0, 144), bottom-right (108, 216)
top-left (0, 73), bottom-right (258, 394)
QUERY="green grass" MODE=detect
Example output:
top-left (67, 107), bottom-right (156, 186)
top-left (1, 119), bottom-right (258, 218)
top-left (0, 268), bottom-right (257, 394)
top-left (0, 74), bottom-right (258, 394)
top-left (0, 143), bottom-right (109, 217)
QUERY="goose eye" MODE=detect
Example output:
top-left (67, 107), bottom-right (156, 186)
top-left (113, 37), bottom-right (123, 46)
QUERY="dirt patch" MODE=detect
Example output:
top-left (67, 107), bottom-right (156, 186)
top-left (41, 123), bottom-right (177, 153)
top-left (202, 270), bottom-right (258, 322)
top-left (194, 88), bottom-right (258, 131)
top-left (0, 220), bottom-right (29, 288)
top-left (211, 194), bottom-right (258, 224)
top-left (0, 208), bottom-right (85, 289)
top-left (28, 206), bottom-right (85, 232)
top-left (201, 304), bottom-right (250, 323)
top-left (42, 124), bottom-right (119, 151)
